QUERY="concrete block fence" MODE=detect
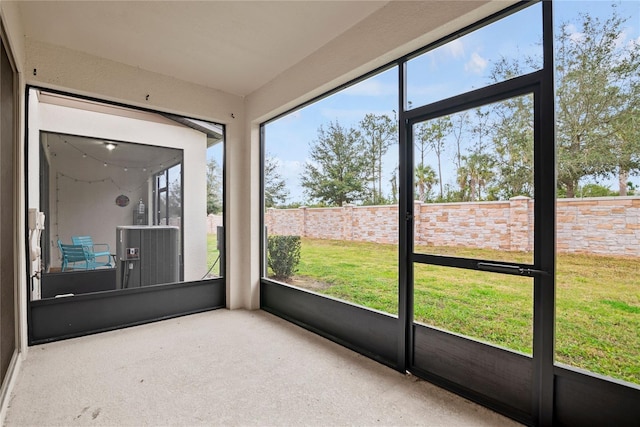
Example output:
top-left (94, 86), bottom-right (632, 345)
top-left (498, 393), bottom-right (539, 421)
top-left (207, 214), bottom-right (223, 234)
top-left (264, 196), bottom-right (640, 257)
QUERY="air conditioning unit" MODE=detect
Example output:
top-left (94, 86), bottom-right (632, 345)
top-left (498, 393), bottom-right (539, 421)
top-left (116, 226), bottom-right (181, 289)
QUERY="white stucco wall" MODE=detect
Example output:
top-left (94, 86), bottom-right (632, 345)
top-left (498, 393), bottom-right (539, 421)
top-left (20, 39), bottom-right (247, 309)
top-left (31, 99), bottom-right (207, 281)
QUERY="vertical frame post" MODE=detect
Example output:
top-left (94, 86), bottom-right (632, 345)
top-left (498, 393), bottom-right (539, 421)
top-left (398, 60), bottom-right (413, 372)
top-left (532, 1), bottom-right (556, 425)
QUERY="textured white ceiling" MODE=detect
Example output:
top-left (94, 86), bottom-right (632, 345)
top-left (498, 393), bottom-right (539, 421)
top-left (17, 1), bottom-right (391, 97)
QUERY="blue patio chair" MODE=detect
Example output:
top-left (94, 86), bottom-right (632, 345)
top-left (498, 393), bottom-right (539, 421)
top-left (57, 240), bottom-right (92, 271)
top-left (71, 235), bottom-right (113, 268)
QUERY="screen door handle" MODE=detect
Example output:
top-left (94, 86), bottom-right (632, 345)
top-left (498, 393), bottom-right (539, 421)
top-left (477, 262), bottom-right (549, 277)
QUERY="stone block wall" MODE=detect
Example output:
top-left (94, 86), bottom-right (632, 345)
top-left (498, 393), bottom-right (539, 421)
top-left (304, 207), bottom-right (343, 240)
top-left (556, 197), bottom-right (640, 256)
top-left (207, 214), bottom-right (223, 234)
top-left (264, 197), bottom-right (640, 256)
top-left (350, 204), bottom-right (399, 244)
top-left (415, 200), bottom-right (517, 251)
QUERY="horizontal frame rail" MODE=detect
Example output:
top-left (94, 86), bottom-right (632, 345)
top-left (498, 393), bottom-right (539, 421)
top-left (29, 279), bottom-right (225, 344)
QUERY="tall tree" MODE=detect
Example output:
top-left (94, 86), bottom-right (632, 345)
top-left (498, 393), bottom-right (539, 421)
top-left (359, 113), bottom-right (397, 205)
top-left (455, 152), bottom-right (494, 202)
top-left (556, 9), bottom-right (640, 197)
top-left (206, 158), bottom-right (222, 214)
top-left (611, 103), bottom-right (640, 196)
top-left (415, 116), bottom-right (452, 199)
top-left (491, 92), bottom-right (535, 199)
top-left (301, 121), bottom-right (367, 206)
top-left (264, 154), bottom-right (289, 208)
top-left (451, 111), bottom-right (470, 173)
top-left (460, 108), bottom-right (494, 200)
top-left (414, 123), bottom-right (430, 167)
top-left (168, 171), bottom-right (182, 219)
top-left (389, 164), bottom-right (399, 204)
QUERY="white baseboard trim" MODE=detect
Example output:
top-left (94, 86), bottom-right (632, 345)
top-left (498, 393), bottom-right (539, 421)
top-left (0, 350), bottom-right (22, 425)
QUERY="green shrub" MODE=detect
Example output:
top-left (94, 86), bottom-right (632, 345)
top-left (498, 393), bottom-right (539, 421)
top-left (267, 235), bottom-right (301, 280)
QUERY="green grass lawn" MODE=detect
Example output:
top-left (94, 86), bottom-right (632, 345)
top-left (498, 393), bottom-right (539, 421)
top-left (268, 237), bottom-right (639, 385)
top-left (206, 234), bottom-right (221, 277)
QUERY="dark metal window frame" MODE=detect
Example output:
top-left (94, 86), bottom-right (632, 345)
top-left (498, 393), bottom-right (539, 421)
top-left (260, 1), bottom-right (640, 425)
top-left (153, 161), bottom-right (183, 228)
top-left (155, 169), bottom-right (169, 225)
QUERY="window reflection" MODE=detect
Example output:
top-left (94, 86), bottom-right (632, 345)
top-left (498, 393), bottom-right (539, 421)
top-left (28, 89), bottom-right (224, 300)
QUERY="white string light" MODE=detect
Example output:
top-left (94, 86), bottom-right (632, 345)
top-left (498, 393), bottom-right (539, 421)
top-left (53, 140), bottom-right (182, 242)
top-left (61, 139), bottom-right (181, 172)
top-left (57, 172), bottom-right (148, 193)
top-left (54, 172), bottom-right (150, 243)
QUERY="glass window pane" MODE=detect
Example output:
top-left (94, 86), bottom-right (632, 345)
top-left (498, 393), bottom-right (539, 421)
top-left (413, 94), bottom-right (534, 265)
top-left (264, 67), bottom-right (399, 316)
top-left (167, 164), bottom-right (182, 226)
top-left (406, 2), bottom-right (542, 109)
top-left (554, 0), bottom-right (640, 385)
top-left (206, 141), bottom-right (224, 278)
top-left (414, 264), bottom-right (533, 354)
top-left (29, 88), bottom-right (223, 302)
top-left (158, 191), bottom-right (167, 225)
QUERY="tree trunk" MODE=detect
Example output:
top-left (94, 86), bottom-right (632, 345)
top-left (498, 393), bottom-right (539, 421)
top-left (619, 168), bottom-right (629, 197)
top-left (378, 156), bottom-right (383, 203)
top-left (470, 178), bottom-right (477, 201)
top-left (437, 157), bottom-right (443, 199)
top-left (565, 180), bottom-right (575, 198)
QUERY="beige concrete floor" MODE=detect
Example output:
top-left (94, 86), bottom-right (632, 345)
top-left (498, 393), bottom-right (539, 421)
top-left (5, 309), bottom-right (521, 426)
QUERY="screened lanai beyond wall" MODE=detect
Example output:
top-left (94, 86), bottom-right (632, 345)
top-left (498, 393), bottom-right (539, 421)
top-left (26, 88), bottom-right (226, 343)
top-left (261, 1), bottom-right (640, 426)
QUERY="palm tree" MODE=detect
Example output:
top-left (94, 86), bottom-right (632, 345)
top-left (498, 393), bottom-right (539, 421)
top-left (458, 153), bottom-right (495, 201)
top-left (414, 163), bottom-right (438, 202)
top-left (414, 117), bottom-right (452, 200)
top-left (468, 152), bottom-right (495, 200)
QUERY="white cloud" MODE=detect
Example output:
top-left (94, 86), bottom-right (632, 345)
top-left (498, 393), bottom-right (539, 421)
top-left (424, 39), bottom-right (467, 71)
top-left (280, 159), bottom-right (303, 180)
top-left (566, 24), bottom-right (585, 44)
top-left (443, 39), bottom-right (465, 59)
top-left (464, 52), bottom-right (488, 74)
top-left (614, 29), bottom-right (629, 49)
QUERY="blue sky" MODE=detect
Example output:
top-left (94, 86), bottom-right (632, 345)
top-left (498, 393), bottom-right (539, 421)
top-left (265, 1), bottom-right (640, 205)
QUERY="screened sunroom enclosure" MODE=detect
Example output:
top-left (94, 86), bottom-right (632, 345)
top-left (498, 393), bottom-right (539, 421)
top-left (26, 88), bottom-right (226, 343)
top-left (7, 0), bottom-right (638, 425)
top-left (261, 1), bottom-right (639, 425)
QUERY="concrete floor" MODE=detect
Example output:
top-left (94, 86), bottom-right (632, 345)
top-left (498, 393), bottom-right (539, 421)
top-left (5, 309), bottom-right (521, 426)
